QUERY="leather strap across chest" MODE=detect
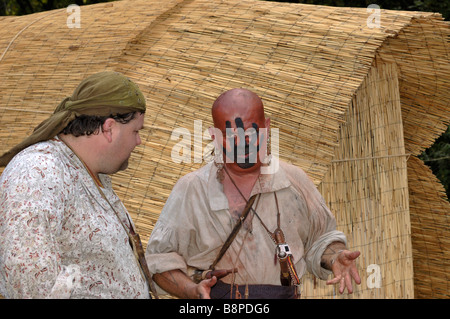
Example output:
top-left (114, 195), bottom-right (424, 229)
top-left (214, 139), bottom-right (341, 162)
top-left (215, 166), bottom-right (300, 287)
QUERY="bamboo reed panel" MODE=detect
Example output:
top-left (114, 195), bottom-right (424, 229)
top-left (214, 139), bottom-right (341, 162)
top-left (313, 62), bottom-right (414, 298)
top-left (407, 156), bottom-right (450, 298)
top-left (0, 0), bottom-right (449, 298)
top-left (378, 17), bottom-right (450, 155)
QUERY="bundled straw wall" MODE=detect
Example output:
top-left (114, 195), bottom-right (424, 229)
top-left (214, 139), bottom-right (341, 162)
top-left (316, 61), bottom-right (413, 298)
top-left (0, 0), bottom-right (448, 298)
top-left (408, 157), bottom-right (450, 298)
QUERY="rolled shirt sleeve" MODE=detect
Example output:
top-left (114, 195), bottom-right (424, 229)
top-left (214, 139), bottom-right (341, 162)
top-left (145, 164), bottom-right (229, 279)
top-left (145, 224), bottom-right (188, 275)
top-left (305, 230), bottom-right (347, 280)
top-left (145, 172), bottom-right (200, 276)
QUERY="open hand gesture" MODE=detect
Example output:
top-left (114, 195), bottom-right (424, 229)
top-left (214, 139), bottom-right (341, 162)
top-left (326, 250), bottom-right (361, 294)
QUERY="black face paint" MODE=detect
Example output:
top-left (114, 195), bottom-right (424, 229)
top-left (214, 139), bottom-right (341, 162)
top-left (235, 117), bottom-right (244, 130)
top-left (223, 117), bottom-right (264, 169)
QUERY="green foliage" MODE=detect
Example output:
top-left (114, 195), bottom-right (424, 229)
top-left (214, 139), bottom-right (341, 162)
top-left (265, 0), bottom-right (449, 20)
top-left (420, 127), bottom-right (450, 198)
top-left (4, 0), bottom-right (446, 19)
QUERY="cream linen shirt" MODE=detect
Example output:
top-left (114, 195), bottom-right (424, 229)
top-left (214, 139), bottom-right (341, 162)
top-left (0, 137), bottom-right (148, 299)
top-left (146, 157), bottom-right (346, 290)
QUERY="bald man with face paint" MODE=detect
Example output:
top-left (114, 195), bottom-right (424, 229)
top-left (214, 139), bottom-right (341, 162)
top-left (146, 88), bottom-right (361, 299)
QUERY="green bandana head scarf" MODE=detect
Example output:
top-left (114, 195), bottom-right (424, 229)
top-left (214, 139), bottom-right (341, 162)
top-left (0, 71), bottom-right (146, 167)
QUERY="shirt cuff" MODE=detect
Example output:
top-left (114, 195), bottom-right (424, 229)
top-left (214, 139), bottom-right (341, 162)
top-left (145, 251), bottom-right (187, 276)
top-left (305, 230), bottom-right (347, 280)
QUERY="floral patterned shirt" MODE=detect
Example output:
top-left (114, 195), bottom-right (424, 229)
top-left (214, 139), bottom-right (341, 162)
top-left (0, 137), bottom-right (149, 299)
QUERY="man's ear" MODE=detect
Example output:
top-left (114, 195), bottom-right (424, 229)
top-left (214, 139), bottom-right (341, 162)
top-left (102, 118), bottom-right (115, 143)
top-left (208, 126), bottom-right (216, 141)
top-left (208, 127), bottom-right (224, 161)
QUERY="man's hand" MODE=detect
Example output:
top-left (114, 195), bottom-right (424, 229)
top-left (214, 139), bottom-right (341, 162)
top-left (153, 269), bottom-right (218, 299)
top-left (196, 276), bottom-right (217, 299)
top-left (326, 250), bottom-right (361, 294)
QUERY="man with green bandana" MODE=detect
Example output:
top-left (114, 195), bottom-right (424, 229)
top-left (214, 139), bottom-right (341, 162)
top-left (0, 71), bottom-right (153, 299)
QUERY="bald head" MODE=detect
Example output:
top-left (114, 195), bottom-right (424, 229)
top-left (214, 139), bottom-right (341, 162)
top-left (212, 88), bottom-right (264, 127)
top-left (210, 88), bottom-right (269, 171)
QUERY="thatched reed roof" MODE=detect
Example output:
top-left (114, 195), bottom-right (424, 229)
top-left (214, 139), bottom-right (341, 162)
top-left (0, 0), bottom-right (448, 298)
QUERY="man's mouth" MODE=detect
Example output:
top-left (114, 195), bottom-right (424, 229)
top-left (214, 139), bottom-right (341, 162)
top-left (233, 145), bottom-right (258, 166)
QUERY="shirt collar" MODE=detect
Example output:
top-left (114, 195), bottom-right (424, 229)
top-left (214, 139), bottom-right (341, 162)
top-left (207, 156), bottom-right (291, 211)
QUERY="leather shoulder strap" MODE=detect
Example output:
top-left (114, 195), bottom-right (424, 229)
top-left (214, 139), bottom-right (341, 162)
top-left (209, 193), bottom-right (259, 270)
